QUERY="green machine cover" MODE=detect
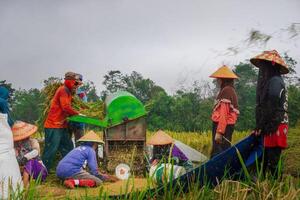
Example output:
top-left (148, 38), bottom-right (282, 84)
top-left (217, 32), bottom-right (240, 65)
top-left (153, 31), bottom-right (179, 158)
top-left (68, 91), bottom-right (147, 128)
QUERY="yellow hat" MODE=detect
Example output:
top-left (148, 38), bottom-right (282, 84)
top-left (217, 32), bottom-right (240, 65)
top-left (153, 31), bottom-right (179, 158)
top-left (147, 130), bottom-right (174, 146)
top-left (77, 131), bottom-right (104, 144)
top-left (12, 121), bottom-right (38, 142)
top-left (209, 65), bottom-right (238, 79)
top-left (250, 50), bottom-right (289, 74)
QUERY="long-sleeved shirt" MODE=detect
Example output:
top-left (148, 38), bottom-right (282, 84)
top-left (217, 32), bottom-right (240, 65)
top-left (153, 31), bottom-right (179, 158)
top-left (56, 145), bottom-right (99, 179)
top-left (44, 85), bottom-right (79, 128)
top-left (211, 85), bottom-right (239, 134)
top-left (256, 76), bottom-right (288, 134)
top-left (211, 99), bottom-right (239, 134)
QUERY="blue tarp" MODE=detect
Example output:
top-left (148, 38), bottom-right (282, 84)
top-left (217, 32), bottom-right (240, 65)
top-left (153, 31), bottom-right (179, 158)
top-left (109, 134), bottom-right (263, 199)
top-left (171, 134), bottom-right (263, 190)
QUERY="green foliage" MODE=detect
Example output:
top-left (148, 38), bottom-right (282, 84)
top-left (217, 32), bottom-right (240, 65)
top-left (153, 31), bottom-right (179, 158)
top-left (11, 88), bottom-right (44, 123)
top-left (234, 63), bottom-right (258, 131)
top-left (80, 81), bottom-right (100, 102)
top-left (288, 85), bottom-right (300, 127)
top-left (146, 92), bottom-right (175, 130)
top-left (5, 56), bottom-right (300, 132)
top-left (101, 70), bottom-right (166, 103)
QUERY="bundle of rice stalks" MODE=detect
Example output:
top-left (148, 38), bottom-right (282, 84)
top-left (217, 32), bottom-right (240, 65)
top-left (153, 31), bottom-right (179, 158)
top-left (37, 81), bottom-right (105, 131)
top-left (36, 80), bottom-right (63, 131)
top-left (72, 96), bottom-right (105, 119)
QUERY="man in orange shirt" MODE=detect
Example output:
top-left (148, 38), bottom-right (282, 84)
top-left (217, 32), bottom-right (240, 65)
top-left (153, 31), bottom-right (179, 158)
top-left (42, 72), bottom-right (81, 171)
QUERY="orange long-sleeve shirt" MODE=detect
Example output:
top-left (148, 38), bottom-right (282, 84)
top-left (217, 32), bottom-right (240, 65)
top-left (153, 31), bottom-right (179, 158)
top-left (211, 99), bottom-right (239, 134)
top-left (44, 86), bottom-right (79, 128)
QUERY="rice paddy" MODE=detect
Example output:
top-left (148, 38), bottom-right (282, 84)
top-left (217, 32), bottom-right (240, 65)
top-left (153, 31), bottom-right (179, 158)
top-left (12, 125), bottom-right (300, 199)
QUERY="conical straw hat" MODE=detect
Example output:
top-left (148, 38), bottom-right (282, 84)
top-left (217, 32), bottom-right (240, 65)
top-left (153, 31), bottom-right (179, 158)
top-left (147, 130), bottom-right (174, 145)
top-left (77, 131), bottom-right (104, 144)
top-left (209, 65), bottom-right (238, 79)
top-left (12, 121), bottom-right (38, 142)
top-left (250, 50), bottom-right (289, 74)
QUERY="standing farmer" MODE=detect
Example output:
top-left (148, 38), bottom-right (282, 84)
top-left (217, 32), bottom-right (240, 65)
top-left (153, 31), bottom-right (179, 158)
top-left (68, 74), bottom-right (88, 145)
top-left (42, 72), bottom-right (81, 172)
top-left (250, 50), bottom-right (289, 177)
top-left (209, 65), bottom-right (239, 158)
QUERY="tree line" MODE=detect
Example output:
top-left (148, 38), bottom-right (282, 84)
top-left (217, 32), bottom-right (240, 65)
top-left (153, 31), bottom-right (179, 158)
top-left (1, 56), bottom-right (300, 132)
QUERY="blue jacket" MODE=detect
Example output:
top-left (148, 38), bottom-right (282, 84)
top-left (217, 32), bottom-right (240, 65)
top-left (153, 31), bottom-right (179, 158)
top-left (56, 145), bottom-right (99, 179)
top-left (0, 86), bottom-right (14, 127)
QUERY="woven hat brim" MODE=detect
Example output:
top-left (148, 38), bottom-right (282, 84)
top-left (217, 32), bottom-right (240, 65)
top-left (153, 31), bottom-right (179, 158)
top-left (250, 58), bottom-right (289, 74)
top-left (13, 125), bottom-right (37, 142)
top-left (209, 75), bottom-right (238, 79)
top-left (147, 140), bottom-right (174, 145)
top-left (77, 138), bottom-right (104, 144)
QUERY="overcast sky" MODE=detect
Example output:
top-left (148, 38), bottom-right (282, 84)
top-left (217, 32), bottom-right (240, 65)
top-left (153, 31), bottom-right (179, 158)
top-left (0, 0), bottom-right (299, 93)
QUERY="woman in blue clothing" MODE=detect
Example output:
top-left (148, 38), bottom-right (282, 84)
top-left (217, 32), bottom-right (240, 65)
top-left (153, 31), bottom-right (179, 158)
top-left (56, 131), bottom-right (106, 189)
top-left (0, 86), bottom-right (14, 127)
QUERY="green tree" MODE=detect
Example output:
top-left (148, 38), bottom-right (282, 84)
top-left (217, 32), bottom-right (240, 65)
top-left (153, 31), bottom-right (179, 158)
top-left (101, 70), bottom-right (166, 103)
top-left (233, 62), bottom-right (258, 131)
top-left (80, 81), bottom-right (99, 102)
top-left (124, 71), bottom-right (165, 103)
top-left (288, 85), bottom-right (300, 126)
top-left (146, 92), bottom-right (174, 131)
top-left (283, 53), bottom-right (299, 86)
top-left (101, 70), bottom-right (127, 99)
top-left (11, 88), bottom-right (43, 124)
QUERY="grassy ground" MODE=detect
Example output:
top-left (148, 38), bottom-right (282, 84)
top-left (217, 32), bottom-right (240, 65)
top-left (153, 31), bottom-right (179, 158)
top-left (20, 126), bottom-right (300, 199)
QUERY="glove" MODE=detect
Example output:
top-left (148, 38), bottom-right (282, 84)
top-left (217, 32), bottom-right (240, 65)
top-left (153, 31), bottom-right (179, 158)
top-left (24, 149), bottom-right (39, 160)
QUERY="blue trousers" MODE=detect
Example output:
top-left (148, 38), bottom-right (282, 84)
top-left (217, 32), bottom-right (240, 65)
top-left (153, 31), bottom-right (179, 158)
top-left (42, 128), bottom-right (74, 171)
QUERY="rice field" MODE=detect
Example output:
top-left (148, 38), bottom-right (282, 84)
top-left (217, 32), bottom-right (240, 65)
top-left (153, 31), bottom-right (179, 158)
top-left (12, 126), bottom-right (300, 199)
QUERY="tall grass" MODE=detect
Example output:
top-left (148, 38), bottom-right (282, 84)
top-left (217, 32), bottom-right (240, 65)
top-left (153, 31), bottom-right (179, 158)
top-left (7, 127), bottom-right (300, 199)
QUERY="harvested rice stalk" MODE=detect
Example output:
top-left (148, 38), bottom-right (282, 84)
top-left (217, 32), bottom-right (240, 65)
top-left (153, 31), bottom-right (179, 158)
top-left (106, 143), bottom-right (146, 176)
top-left (72, 96), bottom-right (105, 119)
top-left (37, 81), bottom-right (105, 131)
top-left (36, 80), bottom-right (62, 131)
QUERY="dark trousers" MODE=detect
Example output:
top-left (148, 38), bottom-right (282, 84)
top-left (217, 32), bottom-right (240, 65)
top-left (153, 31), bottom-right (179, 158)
top-left (263, 147), bottom-right (282, 177)
top-left (211, 122), bottom-right (234, 158)
top-left (42, 128), bottom-right (74, 171)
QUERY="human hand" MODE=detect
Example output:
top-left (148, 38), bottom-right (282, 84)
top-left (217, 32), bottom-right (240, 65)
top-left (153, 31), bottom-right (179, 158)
top-left (251, 129), bottom-right (261, 136)
top-left (215, 132), bottom-right (223, 144)
top-left (151, 159), bottom-right (159, 166)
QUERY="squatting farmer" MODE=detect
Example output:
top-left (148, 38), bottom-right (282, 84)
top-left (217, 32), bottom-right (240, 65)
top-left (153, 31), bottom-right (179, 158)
top-left (56, 131), bottom-right (110, 189)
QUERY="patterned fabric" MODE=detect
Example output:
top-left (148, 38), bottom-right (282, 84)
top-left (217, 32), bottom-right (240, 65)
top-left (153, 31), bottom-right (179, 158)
top-left (264, 123), bottom-right (288, 148)
top-left (250, 50), bottom-right (289, 74)
top-left (14, 139), bottom-right (40, 166)
top-left (211, 85), bottom-right (239, 134)
top-left (256, 76), bottom-right (288, 134)
top-left (24, 159), bottom-right (48, 181)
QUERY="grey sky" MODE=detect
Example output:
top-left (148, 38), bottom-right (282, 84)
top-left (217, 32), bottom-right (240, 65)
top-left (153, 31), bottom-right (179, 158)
top-left (0, 0), bottom-right (299, 93)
